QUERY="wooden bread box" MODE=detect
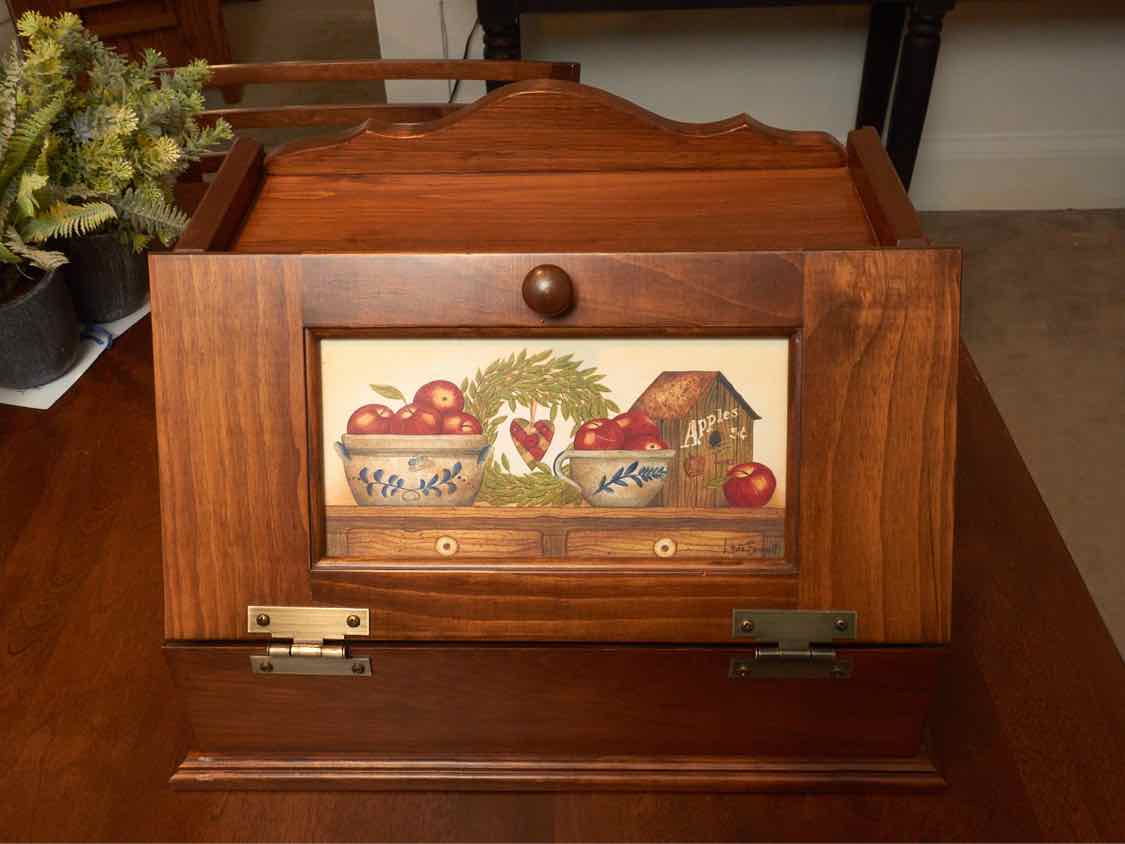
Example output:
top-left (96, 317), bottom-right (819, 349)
top-left (153, 80), bottom-right (959, 791)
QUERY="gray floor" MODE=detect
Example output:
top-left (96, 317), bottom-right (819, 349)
top-left (924, 211), bottom-right (1125, 655)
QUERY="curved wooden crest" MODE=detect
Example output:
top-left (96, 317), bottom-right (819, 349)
top-left (266, 80), bottom-right (846, 175)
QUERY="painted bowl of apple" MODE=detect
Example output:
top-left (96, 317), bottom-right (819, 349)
top-left (335, 434), bottom-right (490, 506)
top-left (552, 447), bottom-right (676, 507)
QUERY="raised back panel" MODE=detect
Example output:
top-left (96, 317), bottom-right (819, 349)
top-left (262, 80), bottom-right (847, 176)
top-left (229, 81), bottom-right (875, 254)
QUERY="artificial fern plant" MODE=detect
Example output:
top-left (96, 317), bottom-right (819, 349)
top-left (15, 12), bottom-right (232, 252)
top-left (0, 41), bottom-right (115, 291)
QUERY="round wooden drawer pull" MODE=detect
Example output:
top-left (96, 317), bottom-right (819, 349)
top-left (435, 535), bottom-right (460, 557)
top-left (654, 537), bottom-right (677, 558)
top-left (522, 264), bottom-right (574, 317)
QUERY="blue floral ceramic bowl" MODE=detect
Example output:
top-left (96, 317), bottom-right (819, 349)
top-left (336, 434), bottom-right (490, 506)
top-left (553, 447), bottom-right (676, 508)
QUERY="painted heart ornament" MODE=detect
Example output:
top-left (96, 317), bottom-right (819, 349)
top-left (509, 418), bottom-right (555, 467)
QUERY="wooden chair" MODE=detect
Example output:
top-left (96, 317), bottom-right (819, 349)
top-left (175, 59), bottom-right (580, 213)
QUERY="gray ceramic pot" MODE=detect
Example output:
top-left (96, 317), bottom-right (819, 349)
top-left (65, 233), bottom-right (149, 323)
top-left (0, 266), bottom-right (80, 389)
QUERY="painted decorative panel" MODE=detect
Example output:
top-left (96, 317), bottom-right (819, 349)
top-left (320, 338), bottom-right (790, 562)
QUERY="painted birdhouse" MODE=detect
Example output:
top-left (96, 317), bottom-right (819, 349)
top-left (630, 371), bottom-right (761, 507)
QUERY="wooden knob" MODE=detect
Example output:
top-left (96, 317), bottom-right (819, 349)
top-left (522, 265), bottom-right (573, 317)
top-left (435, 535), bottom-right (459, 557)
top-left (654, 537), bottom-right (677, 558)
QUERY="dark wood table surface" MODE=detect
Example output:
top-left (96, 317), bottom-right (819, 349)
top-left (1, 320), bottom-right (1123, 841)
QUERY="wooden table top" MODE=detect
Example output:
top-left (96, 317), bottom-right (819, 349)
top-left (1, 320), bottom-right (1122, 841)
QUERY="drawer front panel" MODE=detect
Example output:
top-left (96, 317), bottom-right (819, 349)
top-left (329, 528), bottom-right (543, 559)
top-left (167, 644), bottom-right (944, 760)
top-left (567, 529), bottom-right (784, 560)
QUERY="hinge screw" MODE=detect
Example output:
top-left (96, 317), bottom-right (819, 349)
top-left (740, 619), bottom-right (755, 633)
top-left (255, 613), bottom-right (270, 627)
top-left (346, 614), bottom-right (361, 628)
top-left (834, 617), bottom-right (849, 632)
top-left (351, 662), bottom-right (366, 674)
top-left (259, 661), bottom-right (274, 673)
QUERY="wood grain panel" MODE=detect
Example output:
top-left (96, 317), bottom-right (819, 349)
top-left (166, 644), bottom-right (943, 762)
top-left (151, 254), bottom-right (312, 640)
top-left (233, 169), bottom-right (876, 254)
top-left (798, 250), bottom-right (960, 643)
top-left (297, 252), bottom-right (803, 329)
top-left (265, 80), bottom-right (846, 176)
top-left (309, 570), bottom-right (798, 641)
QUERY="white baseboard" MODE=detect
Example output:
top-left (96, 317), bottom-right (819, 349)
top-left (910, 130), bottom-right (1125, 211)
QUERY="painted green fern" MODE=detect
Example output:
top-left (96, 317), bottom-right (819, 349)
top-left (15, 11), bottom-right (232, 250)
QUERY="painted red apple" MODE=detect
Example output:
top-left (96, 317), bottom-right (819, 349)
top-left (413, 380), bottom-right (465, 414)
top-left (440, 411), bottom-right (483, 435)
top-left (722, 462), bottom-right (777, 507)
top-left (573, 418), bottom-right (625, 451)
top-left (613, 410), bottom-right (660, 439)
top-left (395, 402), bottom-right (442, 434)
top-left (347, 404), bottom-right (399, 434)
top-left (623, 434), bottom-right (669, 451)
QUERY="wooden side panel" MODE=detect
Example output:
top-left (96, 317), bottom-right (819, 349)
top-left (151, 255), bottom-right (312, 640)
top-left (799, 250), bottom-right (960, 642)
top-left (265, 80), bottom-right (846, 176)
top-left (175, 137), bottom-right (263, 252)
top-left (847, 127), bottom-right (926, 247)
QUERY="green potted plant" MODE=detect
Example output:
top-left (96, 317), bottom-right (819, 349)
top-left (16, 12), bottom-right (231, 323)
top-left (0, 43), bottom-right (115, 389)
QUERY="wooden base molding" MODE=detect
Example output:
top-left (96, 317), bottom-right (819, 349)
top-left (172, 750), bottom-right (944, 792)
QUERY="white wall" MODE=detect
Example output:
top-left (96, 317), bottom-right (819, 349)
top-left (373, 0), bottom-right (1125, 211)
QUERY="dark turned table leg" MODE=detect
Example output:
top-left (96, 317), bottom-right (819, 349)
top-left (885, 0), bottom-right (955, 189)
top-left (479, 0), bottom-right (524, 91)
top-left (855, 2), bottom-right (908, 135)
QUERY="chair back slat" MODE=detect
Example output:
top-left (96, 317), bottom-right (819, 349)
top-left (175, 59), bottom-right (579, 215)
top-left (203, 59), bottom-right (579, 88)
top-left (199, 102), bottom-right (458, 130)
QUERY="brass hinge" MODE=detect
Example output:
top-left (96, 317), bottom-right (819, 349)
top-left (729, 609), bottom-right (857, 679)
top-left (247, 605), bottom-right (371, 677)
